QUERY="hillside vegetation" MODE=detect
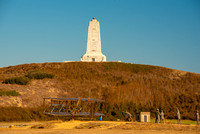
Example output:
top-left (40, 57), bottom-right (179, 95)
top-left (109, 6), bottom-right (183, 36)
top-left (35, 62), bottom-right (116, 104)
top-left (0, 62), bottom-right (199, 121)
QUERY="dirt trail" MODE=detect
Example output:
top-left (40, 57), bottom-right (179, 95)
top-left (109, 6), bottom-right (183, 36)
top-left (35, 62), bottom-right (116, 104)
top-left (0, 129), bottom-right (198, 134)
top-left (0, 121), bottom-right (199, 134)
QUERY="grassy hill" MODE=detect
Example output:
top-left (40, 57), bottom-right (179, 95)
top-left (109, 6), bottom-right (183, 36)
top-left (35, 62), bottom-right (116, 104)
top-left (0, 62), bottom-right (199, 121)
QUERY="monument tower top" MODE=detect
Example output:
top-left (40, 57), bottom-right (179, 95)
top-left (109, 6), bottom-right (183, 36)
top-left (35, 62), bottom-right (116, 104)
top-left (81, 18), bottom-right (106, 62)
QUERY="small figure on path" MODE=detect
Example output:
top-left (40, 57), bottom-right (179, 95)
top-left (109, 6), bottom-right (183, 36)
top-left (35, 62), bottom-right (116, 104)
top-left (176, 107), bottom-right (181, 124)
top-left (155, 109), bottom-right (160, 123)
top-left (197, 110), bottom-right (199, 125)
top-left (124, 111), bottom-right (133, 122)
top-left (100, 115), bottom-right (103, 121)
top-left (160, 110), bottom-right (164, 123)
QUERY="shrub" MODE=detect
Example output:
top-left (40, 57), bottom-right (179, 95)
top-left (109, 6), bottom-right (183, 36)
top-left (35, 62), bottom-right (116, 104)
top-left (0, 89), bottom-right (20, 96)
top-left (26, 71), bottom-right (54, 79)
top-left (0, 106), bottom-right (70, 121)
top-left (2, 77), bottom-right (30, 85)
top-left (1, 71), bottom-right (54, 85)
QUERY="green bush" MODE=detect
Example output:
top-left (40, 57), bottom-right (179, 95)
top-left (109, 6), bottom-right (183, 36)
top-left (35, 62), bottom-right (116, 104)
top-left (2, 71), bottom-right (54, 85)
top-left (2, 77), bottom-right (30, 85)
top-left (26, 71), bottom-right (54, 79)
top-left (0, 89), bottom-right (20, 96)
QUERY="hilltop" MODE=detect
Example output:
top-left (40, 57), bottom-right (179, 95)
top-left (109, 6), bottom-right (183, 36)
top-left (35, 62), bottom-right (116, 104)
top-left (0, 62), bottom-right (199, 121)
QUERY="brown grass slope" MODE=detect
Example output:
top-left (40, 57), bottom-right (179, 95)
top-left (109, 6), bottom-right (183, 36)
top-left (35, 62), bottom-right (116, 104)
top-left (0, 62), bottom-right (199, 120)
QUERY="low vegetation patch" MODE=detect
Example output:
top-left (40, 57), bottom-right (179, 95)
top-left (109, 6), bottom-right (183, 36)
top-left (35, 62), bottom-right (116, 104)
top-left (0, 106), bottom-right (71, 122)
top-left (2, 77), bottom-right (30, 85)
top-left (2, 71), bottom-right (54, 85)
top-left (26, 71), bottom-right (54, 79)
top-left (0, 89), bottom-right (20, 96)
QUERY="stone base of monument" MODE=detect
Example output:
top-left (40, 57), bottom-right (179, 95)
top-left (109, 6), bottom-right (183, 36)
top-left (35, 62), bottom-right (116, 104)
top-left (81, 54), bottom-right (106, 62)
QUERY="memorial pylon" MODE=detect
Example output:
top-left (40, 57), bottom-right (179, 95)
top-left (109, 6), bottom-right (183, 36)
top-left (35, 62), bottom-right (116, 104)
top-left (81, 17), bottom-right (106, 62)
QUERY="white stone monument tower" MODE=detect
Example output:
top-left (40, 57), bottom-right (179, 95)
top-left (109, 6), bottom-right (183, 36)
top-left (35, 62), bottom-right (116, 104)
top-left (81, 17), bottom-right (106, 62)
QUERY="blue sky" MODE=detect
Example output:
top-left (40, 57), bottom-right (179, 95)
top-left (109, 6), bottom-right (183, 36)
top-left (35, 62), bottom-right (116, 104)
top-left (0, 0), bottom-right (200, 73)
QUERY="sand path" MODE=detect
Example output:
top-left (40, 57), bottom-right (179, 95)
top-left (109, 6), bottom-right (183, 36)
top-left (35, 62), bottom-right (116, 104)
top-left (0, 120), bottom-right (199, 134)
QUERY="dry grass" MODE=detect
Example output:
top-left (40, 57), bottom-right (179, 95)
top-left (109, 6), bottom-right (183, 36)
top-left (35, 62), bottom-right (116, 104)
top-left (0, 62), bottom-right (199, 120)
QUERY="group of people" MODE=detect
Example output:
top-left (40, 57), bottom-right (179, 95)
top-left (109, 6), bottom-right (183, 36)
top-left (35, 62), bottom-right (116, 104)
top-left (155, 108), bottom-right (199, 125)
top-left (155, 109), bottom-right (165, 123)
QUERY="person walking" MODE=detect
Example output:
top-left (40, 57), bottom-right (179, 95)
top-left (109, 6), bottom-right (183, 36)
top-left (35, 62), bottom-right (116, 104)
top-left (160, 110), bottom-right (164, 124)
top-left (155, 109), bottom-right (160, 123)
top-left (197, 110), bottom-right (199, 125)
top-left (100, 116), bottom-right (103, 121)
top-left (176, 108), bottom-right (181, 124)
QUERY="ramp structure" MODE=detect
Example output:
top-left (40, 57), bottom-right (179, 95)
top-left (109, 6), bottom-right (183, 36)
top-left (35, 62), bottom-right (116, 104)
top-left (43, 97), bottom-right (104, 118)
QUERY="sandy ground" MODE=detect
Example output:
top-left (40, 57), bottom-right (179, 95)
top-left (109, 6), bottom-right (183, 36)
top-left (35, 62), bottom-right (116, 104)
top-left (1, 129), bottom-right (199, 134)
top-left (0, 120), bottom-right (199, 134)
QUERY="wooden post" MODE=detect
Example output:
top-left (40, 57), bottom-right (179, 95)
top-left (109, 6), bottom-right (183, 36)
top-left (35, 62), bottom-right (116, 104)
top-left (58, 100), bottom-right (60, 113)
top-left (88, 97), bottom-right (91, 114)
top-left (43, 98), bottom-right (45, 106)
top-left (93, 102), bottom-right (97, 116)
top-left (43, 98), bottom-right (45, 112)
top-left (101, 102), bottom-right (104, 114)
top-left (50, 99), bottom-right (52, 113)
top-left (66, 101), bottom-right (68, 115)
top-left (90, 102), bottom-right (94, 119)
